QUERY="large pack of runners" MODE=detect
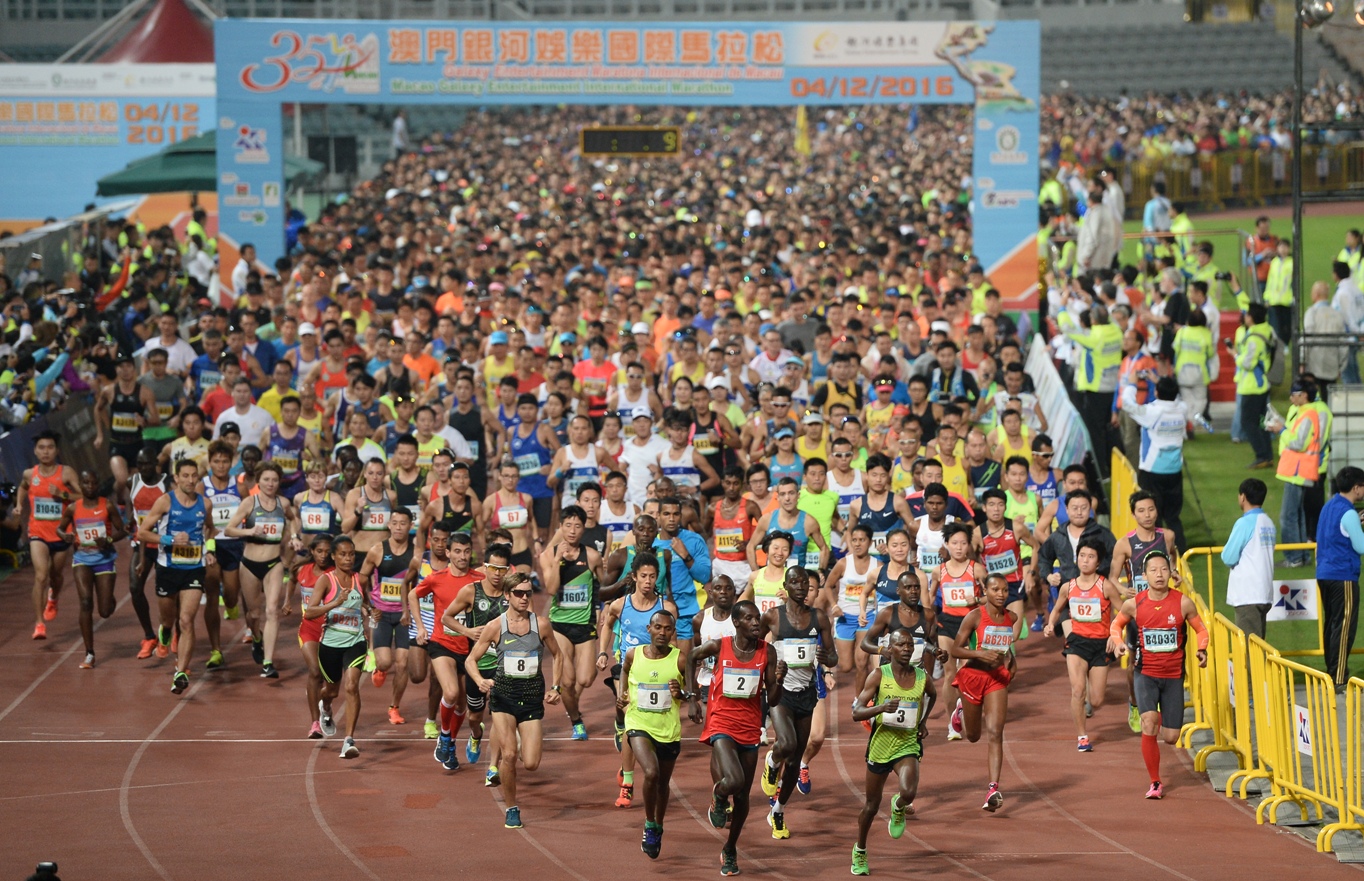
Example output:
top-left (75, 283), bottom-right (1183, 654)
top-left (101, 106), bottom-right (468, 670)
top-left (9, 104), bottom-right (1213, 877)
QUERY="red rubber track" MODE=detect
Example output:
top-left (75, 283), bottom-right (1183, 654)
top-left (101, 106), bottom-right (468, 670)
top-left (1, 553), bottom-right (1359, 880)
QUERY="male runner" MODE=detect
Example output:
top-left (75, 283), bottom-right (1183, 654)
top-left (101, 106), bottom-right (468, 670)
top-left (541, 504), bottom-right (605, 740)
top-left (16, 431), bottom-right (80, 640)
top-left (415, 532), bottom-right (481, 770)
top-left (444, 541), bottom-right (513, 772)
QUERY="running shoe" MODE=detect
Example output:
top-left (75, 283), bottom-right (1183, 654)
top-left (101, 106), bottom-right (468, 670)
top-left (485, 767), bottom-right (501, 787)
top-left (641, 822), bottom-right (662, 860)
top-left (1145, 781), bottom-right (1163, 800)
top-left (137, 638), bottom-right (156, 659)
top-left (241, 629), bottom-right (254, 644)
top-left (851, 846), bottom-right (870, 876)
top-left (760, 726), bottom-right (768, 746)
top-left (983, 783), bottom-right (1003, 813)
top-left (947, 700), bottom-right (963, 742)
top-left (435, 734), bottom-right (453, 765)
top-left (79, 652), bottom-right (95, 670)
top-left (318, 701), bottom-right (337, 737)
top-left (205, 649), bottom-right (224, 670)
top-left (307, 721), bottom-right (323, 739)
top-left (761, 751), bottom-right (781, 797)
top-left (171, 671), bottom-right (189, 694)
top-left (1084, 699), bottom-right (1093, 718)
top-left (888, 794), bottom-right (908, 839)
top-left (720, 847), bottom-right (741, 876)
top-left (157, 626), bottom-right (171, 658)
top-left (618, 768), bottom-right (625, 786)
top-left (571, 722), bottom-right (587, 741)
top-left (340, 737), bottom-right (359, 759)
top-left (613, 721), bottom-right (625, 753)
top-left (708, 786), bottom-right (728, 828)
top-left (260, 662), bottom-right (278, 679)
top-left (465, 736), bottom-right (481, 763)
top-left (372, 668), bottom-right (386, 688)
top-left (615, 783), bottom-right (634, 808)
top-left (1031, 615), bottom-right (1044, 633)
top-left (768, 809), bottom-right (790, 839)
top-left (250, 637), bottom-right (264, 665)
top-left (441, 747), bottom-right (459, 772)
top-left (797, 765), bottom-right (812, 795)
top-left (504, 806), bottom-right (522, 829)
top-left (424, 720), bottom-right (439, 740)
top-left (932, 658), bottom-right (944, 680)
top-left (1128, 704), bottom-right (1141, 734)
top-left (32, 623), bottom-right (46, 640)
top-left (43, 590), bottom-right (57, 622)
top-left (224, 601), bottom-right (241, 620)
top-left (1077, 735), bottom-right (1093, 753)
top-left (387, 706), bottom-right (404, 725)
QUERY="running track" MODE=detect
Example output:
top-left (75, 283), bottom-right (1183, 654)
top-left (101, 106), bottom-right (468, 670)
top-left (2, 559), bottom-right (1359, 880)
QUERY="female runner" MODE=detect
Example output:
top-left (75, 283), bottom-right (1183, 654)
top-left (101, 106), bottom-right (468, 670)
top-left (483, 459), bottom-right (536, 574)
top-left (58, 470), bottom-right (127, 669)
top-left (225, 463), bottom-right (294, 679)
top-left (825, 524), bottom-right (877, 698)
top-left (858, 529), bottom-right (913, 629)
top-left (303, 534), bottom-right (370, 759)
top-left (948, 572), bottom-right (1016, 812)
top-left (296, 535), bottom-right (333, 738)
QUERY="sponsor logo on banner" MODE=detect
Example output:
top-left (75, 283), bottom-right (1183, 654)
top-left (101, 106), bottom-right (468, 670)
top-left (980, 189), bottom-right (1033, 210)
top-left (262, 182), bottom-right (281, 207)
top-left (224, 182), bottom-right (260, 208)
top-left (238, 32), bottom-right (381, 95)
top-left (1267, 579), bottom-right (1317, 622)
top-left (238, 210), bottom-right (269, 226)
top-left (1295, 704), bottom-right (1312, 756)
top-left (990, 125), bottom-right (1027, 165)
top-left (795, 23), bottom-right (949, 66)
top-left (232, 125), bottom-right (269, 164)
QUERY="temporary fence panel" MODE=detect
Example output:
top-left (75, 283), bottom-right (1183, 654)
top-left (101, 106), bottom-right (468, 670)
top-left (1110, 449), bottom-right (1139, 540)
top-left (1180, 544), bottom-right (1320, 631)
top-left (1194, 612), bottom-right (1254, 778)
top-left (1343, 678), bottom-right (1364, 839)
top-left (1226, 633), bottom-right (1280, 799)
top-left (1257, 655), bottom-right (1352, 853)
top-left (1178, 591), bottom-right (1217, 748)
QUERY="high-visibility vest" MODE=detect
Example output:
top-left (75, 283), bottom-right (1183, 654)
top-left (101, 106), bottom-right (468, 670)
top-left (1309, 399), bottom-right (1333, 474)
top-left (1233, 323), bottom-right (1273, 395)
top-left (1173, 326), bottom-right (1215, 385)
top-left (1170, 214), bottom-right (1195, 268)
top-left (1060, 314), bottom-right (1123, 393)
top-left (1263, 256), bottom-right (1293, 307)
top-left (1276, 405), bottom-right (1321, 486)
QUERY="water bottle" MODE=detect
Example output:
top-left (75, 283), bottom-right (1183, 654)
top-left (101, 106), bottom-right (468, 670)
top-left (1193, 414), bottom-right (1214, 434)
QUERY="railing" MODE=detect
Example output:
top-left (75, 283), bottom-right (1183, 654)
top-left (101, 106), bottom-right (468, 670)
top-left (1180, 544), bottom-right (1318, 623)
top-left (1178, 590), bottom-right (1216, 747)
top-left (1192, 612), bottom-right (1254, 776)
top-left (1342, 678), bottom-right (1364, 842)
top-left (1225, 633), bottom-right (1280, 798)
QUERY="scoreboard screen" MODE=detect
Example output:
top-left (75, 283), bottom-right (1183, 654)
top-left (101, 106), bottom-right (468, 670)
top-left (580, 126), bottom-right (680, 157)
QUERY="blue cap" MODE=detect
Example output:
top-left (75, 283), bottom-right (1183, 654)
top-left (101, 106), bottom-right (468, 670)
top-left (774, 426), bottom-right (795, 439)
top-left (489, 331), bottom-right (509, 345)
top-left (559, 332), bottom-right (577, 344)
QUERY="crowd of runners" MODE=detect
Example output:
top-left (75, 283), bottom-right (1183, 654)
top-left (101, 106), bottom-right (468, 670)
top-left (8, 103), bottom-right (1215, 876)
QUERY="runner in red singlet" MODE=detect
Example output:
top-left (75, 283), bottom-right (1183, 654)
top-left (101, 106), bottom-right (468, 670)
top-left (980, 488), bottom-right (1029, 639)
top-left (15, 431), bottom-right (80, 640)
top-left (931, 521), bottom-right (984, 742)
top-left (949, 573), bottom-right (1017, 812)
top-left (688, 600), bottom-right (785, 877)
top-left (295, 535), bottom-right (333, 738)
top-left (1044, 537), bottom-right (1125, 752)
top-left (1108, 551), bottom-right (1208, 799)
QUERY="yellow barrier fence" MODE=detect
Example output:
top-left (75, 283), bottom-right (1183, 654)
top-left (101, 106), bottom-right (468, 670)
top-left (1341, 678), bottom-right (1364, 845)
top-left (1109, 449), bottom-right (1139, 540)
top-left (1180, 545), bottom-right (1322, 646)
top-left (1257, 655), bottom-right (1354, 852)
top-left (1178, 591), bottom-right (1216, 748)
top-left (1193, 613), bottom-right (1254, 777)
top-left (1226, 634), bottom-right (1280, 799)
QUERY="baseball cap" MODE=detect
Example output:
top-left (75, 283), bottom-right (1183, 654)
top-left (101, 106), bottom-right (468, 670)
top-left (558, 332), bottom-right (577, 344)
top-left (219, 421), bottom-right (241, 437)
top-left (631, 407), bottom-right (653, 421)
top-left (801, 412), bottom-right (824, 425)
top-left (774, 426), bottom-right (795, 439)
top-left (706, 376), bottom-right (729, 391)
top-left (298, 322), bottom-right (317, 336)
top-left (784, 355), bottom-right (805, 368)
top-left (489, 331), bottom-right (509, 345)
top-left (631, 322), bottom-right (650, 335)
top-left (874, 376), bottom-right (896, 388)
top-left (930, 320), bottom-right (952, 335)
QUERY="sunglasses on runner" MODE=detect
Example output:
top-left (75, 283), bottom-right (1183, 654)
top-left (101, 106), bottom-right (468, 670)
top-left (486, 563), bottom-right (510, 572)
top-left (509, 589), bottom-right (534, 598)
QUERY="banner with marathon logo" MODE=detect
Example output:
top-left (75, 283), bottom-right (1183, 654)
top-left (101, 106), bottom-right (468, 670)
top-left (214, 19), bottom-right (1039, 303)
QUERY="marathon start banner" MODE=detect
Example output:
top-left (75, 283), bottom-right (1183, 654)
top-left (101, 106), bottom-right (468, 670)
top-left (214, 19), bottom-right (1039, 302)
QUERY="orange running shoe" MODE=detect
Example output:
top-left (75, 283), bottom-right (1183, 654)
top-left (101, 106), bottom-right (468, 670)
top-left (388, 706), bottom-right (405, 725)
top-left (32, 623), bottom-right (47, 640)
top-left (615, 783), bottom-right (634, 808)
top-left (373, 669), bottom-right (387, 688)
top-left (240, 629), bottom-right (254, 644)
top-left (137, 638), bottom-right (156, 659)
top-left (42, 590), bottom-right (58, 622)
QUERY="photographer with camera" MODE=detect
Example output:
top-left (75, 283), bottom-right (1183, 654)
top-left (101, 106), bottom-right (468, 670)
top-left (1231, 303), bottom-right (1275, 470)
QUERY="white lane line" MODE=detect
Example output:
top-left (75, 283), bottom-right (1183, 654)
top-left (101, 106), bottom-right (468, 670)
top-left (305, 743), bottom-right (382, 881)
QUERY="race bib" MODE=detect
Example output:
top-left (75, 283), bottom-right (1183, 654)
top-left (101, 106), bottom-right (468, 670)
top-left (257, 516), bottom-right (284, 543)
top-left (917, 547), bottom-right (940, 570)
top-left (213, 503), bottom-right (234, 526)
top-left (302, 508), bottom-right (328, 531)
top-left (692, 432), bottom-right (716, 454)
top-left (880, 701), bottom-right (920, 730)
top-left (171, 543), bottom-right (202, 563)
top-left (1131, 574), bottom-right (1150, 593)
top-left (364, 509), bottom-right (389, 530)
top-left (515, 453), bottom-right (541, 477)
top-left (273, 455), bottom-right (299, 474)
top-left (842, 579), bottom-right (865, 599)
top-left (198, 370), bottom-right (222, 391)
top-left (943, 581), bottom-right (974, 608)
top-left (1142, 628), bottom-right (1179, 653)
top-left (985, 552), bottom-right (1017, 577)
top-left (379, 577), bottom-right (404, 602)
top-left (503, 650), bottom-right (539, 678)
top-left (406, 504), bottom-right (422, 526)
top-left (1069, 597), bottom-right (1102, 623)
top-left (715, 527), bottom-right (743, 553)
top-left (33, 498), bottom-right (62, 521)
top-left (582, 376), bottom-right (608, 396)
top-left (501, 506), bottom-right (528, 529)
top-left (328, 608), bottom-right (362, 637)
top-left (156, 402), bottom-right (174, 420)
top-left (111, 413), bottom-right (138, 432)
top-left (803, 548), bottom-right (822, 570)
top-left (980, 625), bottom-right (1014, 652)
top-left (781, 638), bottom-right (817, 668)
top-left (721, 665), bottom-right (760, 699)
top-left (871, 531), bottom-right (888, 554)
top-left (76, 517), bottom-right (106, 547)
top-left (636, 682), bottom-right (673, 712)
top-left (558, 584), bottom-right (591, 609)
top-left (756, 595), bottom-right (782, 614)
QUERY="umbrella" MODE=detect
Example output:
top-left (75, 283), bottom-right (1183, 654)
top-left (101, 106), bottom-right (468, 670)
top-left (96, 131), bottom-right (323, 196)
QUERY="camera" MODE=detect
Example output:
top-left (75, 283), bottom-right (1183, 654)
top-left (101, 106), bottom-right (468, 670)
top-left (1214, 271), bottom-right (1233, 282)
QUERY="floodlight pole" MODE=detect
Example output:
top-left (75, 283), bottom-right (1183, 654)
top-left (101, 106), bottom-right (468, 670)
top-left (1291, 0), bottom-right (1304, 375)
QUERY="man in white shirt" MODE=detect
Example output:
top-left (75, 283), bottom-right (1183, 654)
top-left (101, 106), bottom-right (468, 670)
top-left (1219, 478), bottom-right (1276, 639)
top-left (213, 377), bottom-right (273, 442)
top-left (1303, 280), bottom-right (1349, 390)
top-left (1332, 261), bottom-right (1364, 384)
top-left (1076, 190), bottom-right (1119, 273)
top-left (135, 313), bottom-right (197, 377)
top-left (748, 329), bottom-right (794, 386)
top-left (231, 243), bottom-right (256, 298)
top-left (618, 409), bottom-right (670, 509)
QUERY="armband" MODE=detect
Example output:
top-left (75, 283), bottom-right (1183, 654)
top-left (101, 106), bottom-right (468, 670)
top-left (205, 538), bottom-right (217, 553)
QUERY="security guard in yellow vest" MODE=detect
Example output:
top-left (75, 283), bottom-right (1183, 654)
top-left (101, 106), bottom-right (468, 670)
top-left (1189, 242), bottom-right (1249, 312)
top-left (1337, 229), bottom-right (1361, 285)
top-left (1234, 303), bottom-right (1275, 467)
top-left (1274, 379), bottom-right (1323, 563)
top-left (1304, 389), bottom-right (1334, 537)
top-left (1057, 302), bottom-right (1123, 475)
top-left (1167, 203), bottom-right (1194, 268)
top-left (1173, 310), bottom-right (1216, 421)
top-left (1039, 177), bottom-right (1066, 213)
top-left (1263, 238), bottom-right (1294, 344)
